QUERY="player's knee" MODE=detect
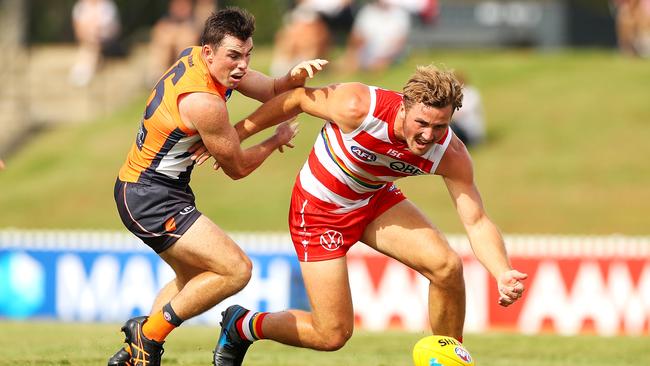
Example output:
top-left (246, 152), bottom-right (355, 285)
top-left (424, 251), bottom-right (463, 286)
top-left (229, 255), bottom-right (252, 291)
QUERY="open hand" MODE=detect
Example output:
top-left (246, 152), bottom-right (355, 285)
top-left (497, 269), bottom-right (528, 307)
top-left (290, 59), bottom-right (329, 84)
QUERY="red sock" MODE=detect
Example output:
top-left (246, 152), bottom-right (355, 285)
top-left (236, 311), bottom-right (268, 341)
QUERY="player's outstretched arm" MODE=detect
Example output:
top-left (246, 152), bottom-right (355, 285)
top-left (237, 59), bottom-right (329, 102)
top-left (234, 82), bottom-right (369, 141)
top-left (181, 93), bottom-right (297, 179)
top-left (439, 137), bottom-right (528, 307)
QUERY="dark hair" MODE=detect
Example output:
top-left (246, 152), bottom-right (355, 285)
top-left (200, 7), bottom-right (256, 47)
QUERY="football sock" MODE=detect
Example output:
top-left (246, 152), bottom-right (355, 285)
top-left (236, 310), bottom-right (268, 341)
top-left (142, 302), bottom-right (183, 342)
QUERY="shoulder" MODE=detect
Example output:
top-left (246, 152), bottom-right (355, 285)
top-left (336, 82), bottom-right (369, 96)
top-left (328, 83), bottom-right (371, 130)
top-left (435, 133), bottom-right (473, 181)
top-left (333, 82), bottom-right (370, 115)
top-left (178, 92), bottom-right (228, 131)
top-left (180, 92), bottom-right (225, 112)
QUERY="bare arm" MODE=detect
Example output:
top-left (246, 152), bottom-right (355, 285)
top-left (235, 82), bottom-right (370, 141)
top-left (236, 59), bottom-right (329, 102)
top-left (179, 92), bottom-right (296, 180)
top-left (438, 136), bottom-right (528, 306)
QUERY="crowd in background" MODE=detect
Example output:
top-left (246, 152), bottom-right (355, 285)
top-left (261, 0), bottom-right (485, 147)
top-left (68, 0), bottom-right (443, 86)
top-left (7, 0), bottom-right (648, 173)
top-left (66, 0), bottom-right (541, 151)
top-left (270, 0), bottom-right (439, 75)
top-left (69, 0), bottom-right (216, 86)
top-left (2, 2), bottom-right (645, 180)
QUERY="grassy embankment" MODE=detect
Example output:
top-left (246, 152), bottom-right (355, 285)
top-left (1, 49), bottom-right (648, 234)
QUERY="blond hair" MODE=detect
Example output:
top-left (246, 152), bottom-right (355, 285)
top-left (402, 65), bottom-right (464, 112)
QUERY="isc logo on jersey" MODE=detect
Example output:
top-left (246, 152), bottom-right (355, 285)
top-left (390, 161), bottom-right (424, 175)
top-left (351, 146), bottom-right (377, 162)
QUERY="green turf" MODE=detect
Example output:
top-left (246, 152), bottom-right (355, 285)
top-left (1, 49), bottom-right (649, 234)
top-left (0, 321), bottom-right (647, 365)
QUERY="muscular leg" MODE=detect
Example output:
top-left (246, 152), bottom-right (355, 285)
top-left (148, 262), bottom-right (204, 314)
top-left (361, 200), bottom-right (466, 339)
top-left (149, 279), bottom-right (181, 314)
top-left (109, 216), bottom-right (248, 365)
top-left (260, 257), bottom-right (354, 351)
top-left (158, 215), bottom-right (252, 320)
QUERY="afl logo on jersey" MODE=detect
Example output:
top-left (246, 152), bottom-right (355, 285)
top-left (351, 146), bottom-right (377, 162)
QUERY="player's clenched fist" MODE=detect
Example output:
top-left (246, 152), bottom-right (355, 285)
top-left (497, 269), bottom-right (528, 307)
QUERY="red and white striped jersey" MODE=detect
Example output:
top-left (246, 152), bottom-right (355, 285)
top-left (296, 86), bottom-right (453, 213)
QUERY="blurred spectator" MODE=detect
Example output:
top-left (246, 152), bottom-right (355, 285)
top-left (339, 0), bottom-right (411, 72)
top-left (0, 159), bottom-right (5, 171)
top-left (637, 0), bottom-right (650, 57)
top-left (610, 0), bottom-right (650, 57)
top-left (68, 0), bottom-right (121, 86)
top-left (612, 0), bottom-right (639, 56)
top-left (385, 0), bottom-right (439, 24)
top-left (451, 72), bottom-right (486, 147)
top-left (194, 0), bottom-right (218, 30)
top-left (270, 0), bottom-right (355, 76)
top-left (314, 0), bottom-right (356, 43)
top-left (148, 0), bottom-right (217, 84)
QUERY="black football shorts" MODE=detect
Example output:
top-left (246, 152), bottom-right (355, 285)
top-left (114, 178), bottom-right (202, 253)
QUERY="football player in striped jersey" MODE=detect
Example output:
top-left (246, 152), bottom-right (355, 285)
top-left (212, 65), bottom-right (527, 366)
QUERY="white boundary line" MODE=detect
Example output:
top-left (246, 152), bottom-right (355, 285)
top-left (1, 230), bottom-right (649, 257)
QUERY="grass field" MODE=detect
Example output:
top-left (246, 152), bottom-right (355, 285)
top-left (0, 49), bottom-right (649, 234)
top-left (0, 321), bottom-right (648, 366)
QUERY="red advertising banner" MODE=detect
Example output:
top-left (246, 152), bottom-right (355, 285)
top-left (347, 236), bottom-right (650, 336)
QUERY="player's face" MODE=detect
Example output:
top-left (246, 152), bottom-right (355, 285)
top-left (399, 102), bottom-right (453, 155)
top-left (204, 35), bottom-right (253, 88)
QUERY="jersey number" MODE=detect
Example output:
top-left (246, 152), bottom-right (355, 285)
top-left (144, 60), bottom-right (187, 119)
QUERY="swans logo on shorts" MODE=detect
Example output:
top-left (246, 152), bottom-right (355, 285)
top-left (180, 205), bottom-right (195, 215)
top-left (319, 230), bottom-right (344, 251)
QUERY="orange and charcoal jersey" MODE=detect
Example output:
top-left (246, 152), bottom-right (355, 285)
top-left (118, 46), bottom-right (231, 188)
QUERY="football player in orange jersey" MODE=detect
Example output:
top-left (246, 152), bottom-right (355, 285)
top-left (108, 7), bottom-right (327, 366)
top-left (210, 65), bottom-right (526, 366)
